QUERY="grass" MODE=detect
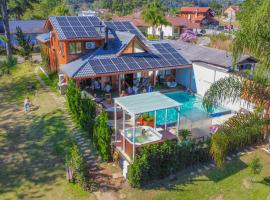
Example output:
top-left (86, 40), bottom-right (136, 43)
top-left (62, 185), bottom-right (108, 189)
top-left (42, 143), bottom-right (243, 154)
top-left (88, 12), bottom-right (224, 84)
top-left (38, 68), bottom-right (59, 93)
top-left (121, 149), bottom-right (270, 200)
top-left (0, 61), bottom-right (96, 200)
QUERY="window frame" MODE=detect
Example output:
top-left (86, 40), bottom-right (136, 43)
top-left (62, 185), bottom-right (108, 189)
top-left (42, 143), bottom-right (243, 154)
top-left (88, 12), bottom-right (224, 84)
top-left (68, 42), bottom-right (82, 55)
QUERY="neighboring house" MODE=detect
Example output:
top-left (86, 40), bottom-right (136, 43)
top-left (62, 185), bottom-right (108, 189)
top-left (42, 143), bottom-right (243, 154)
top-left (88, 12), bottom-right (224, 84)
top-left (78, 10), bottom-right (98, 17)
top-left (169, 40), bottom-right (257, 111)
top-left (37, 16), bottom-right (191, 91)
top-left (179, 7), bottom-right (218, 26)
top-left (224, 6), bottom-right (240, 22)
top-left (0, 20), bottom-right (45, 47)
top-left (112, 12), bottom-right (149, 36)
top-left (147, 16), bottom-right (200, 38)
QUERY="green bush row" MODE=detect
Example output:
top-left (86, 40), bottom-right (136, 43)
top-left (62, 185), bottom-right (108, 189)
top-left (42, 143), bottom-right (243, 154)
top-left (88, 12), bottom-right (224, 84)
top-left (66, 80), bottom-right (112, 161)
top-left (66, 143), bottom-right (95, 191)
top-left (128, 139), bottom-right (211, 188)
top-left (66, 80), bottom-right (96, 138)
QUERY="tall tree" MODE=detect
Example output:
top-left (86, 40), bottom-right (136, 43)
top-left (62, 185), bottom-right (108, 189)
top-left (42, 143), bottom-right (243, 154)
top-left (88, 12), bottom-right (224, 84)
top-left (8, 0), bottom-right (37, 20)
top-left (0, 0), bottom-right (12, 58)
top-left (142, 1), bottom-right (169, 36)
top-left (15, 26), bottom-right (33, 60)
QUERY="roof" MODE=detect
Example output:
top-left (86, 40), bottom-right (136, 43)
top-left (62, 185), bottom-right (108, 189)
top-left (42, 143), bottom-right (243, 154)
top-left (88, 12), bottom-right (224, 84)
top-left (36, 33), bottom-right (50, 43)
top-left (47, 16), bottom-right (104, 40)
top-left (165, 16), bottom-right (199, 28)
top-left (114, 92), bottom-right (181, 115)
top-left (61, 20), bottom-right (191, 79)
top-left (169, 40), bottom-right (257, 68)
top-left (112, 17), bottom-right (149, 27)
top-left (0, 20), bottom-right (46, 34)
top-left (180, 7), bottom-right (210, 13)
top-left (224, 5), bottom-right (240, 13)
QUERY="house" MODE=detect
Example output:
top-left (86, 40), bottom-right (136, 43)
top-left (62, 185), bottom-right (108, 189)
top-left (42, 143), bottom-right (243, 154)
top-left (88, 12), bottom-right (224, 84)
top-left (0, 20), bottom-right (45, 47)
top-left (169, 40), bottom-right (257, 111)
top-left (113, 12), bottom-right (199, 38)
top-left (112, 12), bottom-right (149, 36)
top-left (179, 7), bottom-right (218, 26)
top-left (78, 9), bottom-right (98, 17)
top-left (147, 16), bottom-right (200, 38)
top-left (37, 16), bottom-right (192, 92)
top-left (224, 6), bottom-right (240, 22)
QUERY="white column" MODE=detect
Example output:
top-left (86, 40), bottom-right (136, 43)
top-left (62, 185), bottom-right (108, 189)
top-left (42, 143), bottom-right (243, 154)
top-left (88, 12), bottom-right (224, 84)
top-left (132, 114), bottom-right (136, 161)
top-left (154, 110), bottom-right (157, 130)
top-left (123, 110), bottom-right (126, 151)
top-left (165, 108), bottom-right (168, 130)
top-left (118, 74), bottom-right (121, 94)
top-left (114, 102), bottom-right (117, 142)
top-left (177, 106), bottom-right (180, 137)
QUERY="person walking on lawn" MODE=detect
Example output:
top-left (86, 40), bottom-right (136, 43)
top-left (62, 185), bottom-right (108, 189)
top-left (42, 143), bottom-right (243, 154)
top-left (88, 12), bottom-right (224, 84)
top-left (24, 97), bottom-right (31, 112)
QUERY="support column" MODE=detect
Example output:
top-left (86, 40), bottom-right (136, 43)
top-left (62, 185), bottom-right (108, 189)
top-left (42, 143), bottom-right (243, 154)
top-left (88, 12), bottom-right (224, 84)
top-left (154, 110), bottom-right (157, 130)
top-left (123, 110), bottom-right (126, 151)
top-left (118, 75), bottom-right (121, 95)
top-left (165, 108), bottom-right (168, 130)
top-left (189, 68), bottom-right (192, 90)
top-left (132, 114), bottom-right (136, 161)
top-left (153, 71), bottom-right (157, 86)
top-left (114, 102), bottom-right (117, 142)
top-left (75, 79), bottom-right (80, 88)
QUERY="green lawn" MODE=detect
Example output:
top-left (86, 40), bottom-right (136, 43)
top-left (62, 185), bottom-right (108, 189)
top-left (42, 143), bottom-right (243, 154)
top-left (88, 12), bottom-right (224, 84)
top-left (0, 62), bottom-right (96, 200)
top-left (121, 149), bottom-right (270, 200)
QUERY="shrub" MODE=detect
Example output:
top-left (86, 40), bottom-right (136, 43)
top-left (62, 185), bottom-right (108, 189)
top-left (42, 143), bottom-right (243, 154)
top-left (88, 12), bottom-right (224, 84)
top-left (178, 129), bottom-right (192, 141)
top-left (93, 112), bottom-right (112, 161)
top-left (66, 80), bottom-right (96, 137)
top-left (210, 113), bottom-right (267, 167)
top-left (0, 56), bottom-right (17, 76)
top-left (128, 140), bottom-right (210, 187)
top-left (249, 156), bottom-right (263, 175)
top-left (66, 144), bottom-right (94, 191)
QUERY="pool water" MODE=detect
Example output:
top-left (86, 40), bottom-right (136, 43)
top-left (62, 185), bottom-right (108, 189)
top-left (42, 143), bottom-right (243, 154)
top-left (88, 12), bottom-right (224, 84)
top-left (151, 91), bottom-right (229, 125)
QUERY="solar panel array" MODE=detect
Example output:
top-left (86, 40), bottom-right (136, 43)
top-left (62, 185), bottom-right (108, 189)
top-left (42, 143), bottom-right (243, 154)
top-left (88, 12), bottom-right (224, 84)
top-left (104, 21), bottom-right (146, 40)
top-left (50, 16), bottom-right (103, 39)
top-left (74, 43), bottom-right (190, 78)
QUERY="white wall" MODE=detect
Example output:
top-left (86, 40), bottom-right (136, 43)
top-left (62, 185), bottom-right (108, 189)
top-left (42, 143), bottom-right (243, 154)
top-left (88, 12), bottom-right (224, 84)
top-left (176, 62), bottom-right (254, 112)
top-left (147, 25), bottom-right (178, 37)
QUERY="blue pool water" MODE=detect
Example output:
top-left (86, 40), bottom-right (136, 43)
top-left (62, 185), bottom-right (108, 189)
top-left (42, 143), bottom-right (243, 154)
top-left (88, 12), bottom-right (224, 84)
top-left (150, 91), bottom-right (229, 125)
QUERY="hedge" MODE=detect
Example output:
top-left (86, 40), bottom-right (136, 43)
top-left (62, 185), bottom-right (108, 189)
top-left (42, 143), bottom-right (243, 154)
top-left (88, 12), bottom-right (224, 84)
top-left (211, 113), bottom-right (268, 167)
top-left (66, 80), bottom-right (96, 138)
top-left (66, 144), bottom-right (95, 191)
top-left (128, 139), bottom-right (211, 188)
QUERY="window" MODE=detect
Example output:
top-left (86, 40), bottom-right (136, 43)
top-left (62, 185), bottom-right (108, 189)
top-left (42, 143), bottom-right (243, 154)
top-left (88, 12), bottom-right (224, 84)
top-left (85, 42), bottom-right (96, 50)
top-left (59, 41), bottom-right (63, 54)
top-left (174, 27), bottom-right (179, 34)
top-left (68, 42), bottom-right (82, 54)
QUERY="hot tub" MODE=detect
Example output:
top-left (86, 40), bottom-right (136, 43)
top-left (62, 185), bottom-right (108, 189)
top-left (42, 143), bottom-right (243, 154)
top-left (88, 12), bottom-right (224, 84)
top-left (120, 126), bottom-right (162, 157)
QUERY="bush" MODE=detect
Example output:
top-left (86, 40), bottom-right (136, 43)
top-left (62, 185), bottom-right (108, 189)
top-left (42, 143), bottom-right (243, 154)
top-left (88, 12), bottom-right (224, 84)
top-left (249, 156), bottom-right (263, 175)
top-left (128, 140), bottom-right (210, 187)
top-left (211, 113), bottom-right (267, 167)
top-left (93, 112), bottom-right (112, 161)
top-left (66, 144), bottom-right (95, 191)
top-left (0, 56), bottom-right (17, 76)
top-left (66, 80), bottom-right (96, 137)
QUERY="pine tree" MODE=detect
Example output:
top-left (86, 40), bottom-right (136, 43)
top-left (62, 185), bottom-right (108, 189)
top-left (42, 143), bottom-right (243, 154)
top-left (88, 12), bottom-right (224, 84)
top-left (15, 26), bottom-right (33, 60)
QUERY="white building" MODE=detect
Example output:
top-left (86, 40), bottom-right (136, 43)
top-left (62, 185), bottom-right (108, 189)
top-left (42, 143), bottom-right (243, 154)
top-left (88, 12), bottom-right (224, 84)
top-left (146, 16), bottom-right (199, 38)
top-left (169, 40), bottom-right (257, 112)
top-left (78, 10), bottom-right (98, 17)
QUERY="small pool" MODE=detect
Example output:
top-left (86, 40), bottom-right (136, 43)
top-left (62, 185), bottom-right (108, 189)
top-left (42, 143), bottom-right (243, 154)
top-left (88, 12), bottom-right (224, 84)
top-left (121, 126), bottom-right (162, 145)
top-left (151, 91), bottom-right (230, 125)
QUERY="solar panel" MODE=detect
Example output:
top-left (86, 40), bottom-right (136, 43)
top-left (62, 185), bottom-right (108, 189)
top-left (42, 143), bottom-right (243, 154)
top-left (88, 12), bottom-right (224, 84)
top-left (128, 62), bottom-right (141, 70)
top-left (53, 16), bottom-right (102, 39)
top-left (57, 17), bottom-right (70, 26)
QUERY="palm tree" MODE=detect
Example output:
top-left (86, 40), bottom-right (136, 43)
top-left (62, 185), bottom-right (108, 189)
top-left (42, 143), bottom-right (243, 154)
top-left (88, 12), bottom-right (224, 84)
top-left (142, 1), bottom-right (169, 36)
top-left (0, 0), bottom-right (12, 58)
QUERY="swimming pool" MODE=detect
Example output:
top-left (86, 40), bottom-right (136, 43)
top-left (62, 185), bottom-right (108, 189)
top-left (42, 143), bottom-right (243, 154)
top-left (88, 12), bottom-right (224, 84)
top-left (151, 91), bottom-right (230, 125)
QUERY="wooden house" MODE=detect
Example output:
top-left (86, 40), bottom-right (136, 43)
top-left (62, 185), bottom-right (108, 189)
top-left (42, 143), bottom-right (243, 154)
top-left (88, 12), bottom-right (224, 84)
top-left (37, 16), bottom-right (192, 92)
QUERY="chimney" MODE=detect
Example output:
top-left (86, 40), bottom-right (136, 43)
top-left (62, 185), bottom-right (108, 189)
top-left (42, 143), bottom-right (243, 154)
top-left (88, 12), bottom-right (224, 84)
top-left (103, 26), bottom-right (109, 49)
top-left (160, 30), bottom-right (164, 40)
